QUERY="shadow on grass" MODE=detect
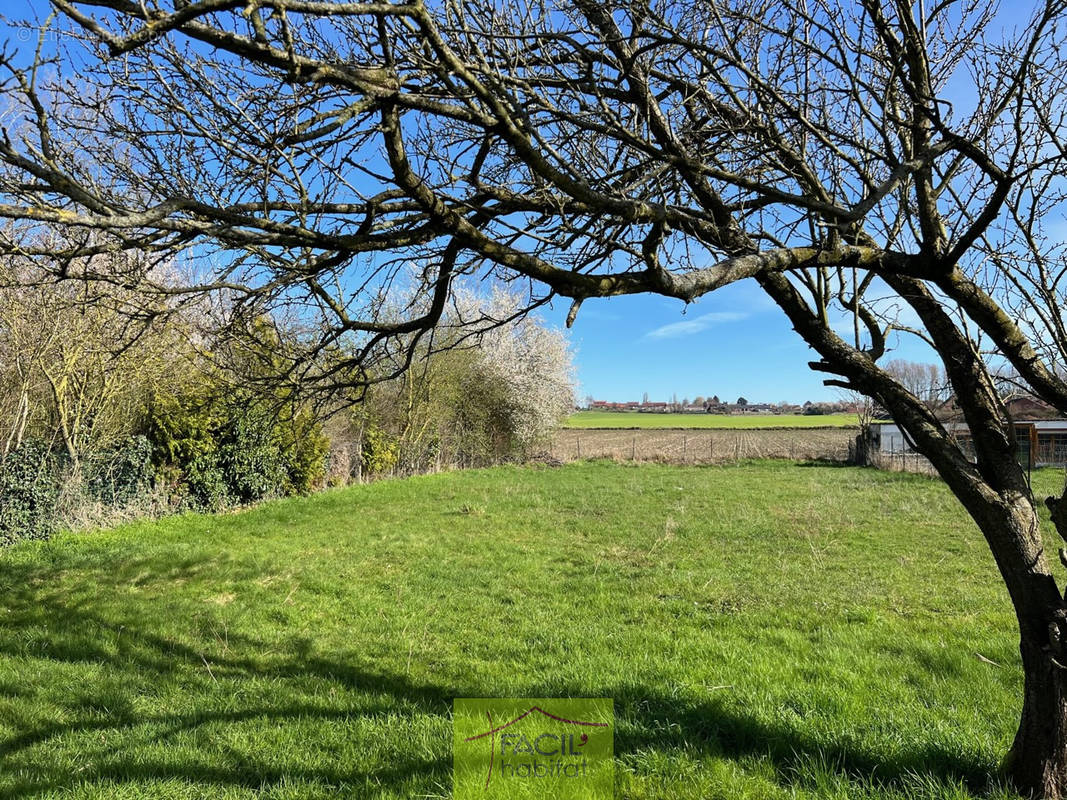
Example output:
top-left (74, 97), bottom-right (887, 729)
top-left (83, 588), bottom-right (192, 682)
top-left (0, 553), bottom-right (1000, 798)
top-left (794, 458), bottom-right (861, 468)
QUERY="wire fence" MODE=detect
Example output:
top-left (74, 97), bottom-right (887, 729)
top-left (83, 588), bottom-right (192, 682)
top-left (866, 449), bottom-right (939, 476)
top-left (867, 434), bottom-right (1038, 480)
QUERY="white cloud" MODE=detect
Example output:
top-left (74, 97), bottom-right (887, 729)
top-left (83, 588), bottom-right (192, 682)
top-left (644, 311), bottom-right (748, 340)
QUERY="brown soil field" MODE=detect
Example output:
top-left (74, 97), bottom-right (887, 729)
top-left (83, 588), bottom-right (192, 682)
top-left (549, 426), bottom-right (858, 463)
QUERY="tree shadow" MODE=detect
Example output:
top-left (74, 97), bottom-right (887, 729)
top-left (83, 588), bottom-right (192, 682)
top-left (794, 458), bottom-right (860, 468)
top-left (0, 552), bottom-right (1003, 798)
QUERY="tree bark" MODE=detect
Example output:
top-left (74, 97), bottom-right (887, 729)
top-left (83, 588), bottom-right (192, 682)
top-left (1010, 631), bottom-right (1067, 799)
top-left (951, 493), bottom-right (1067, 800)
top-left (1007, 498), bottom-right (1067, 798)
top-left (966, 493), bottom-right (1067, 799)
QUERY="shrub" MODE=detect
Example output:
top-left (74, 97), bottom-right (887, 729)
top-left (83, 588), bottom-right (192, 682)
top-left (217, 404), bottom-right (287, 503)
top-left (182, 453), bottom-right (230, 511)
top-left (85, 435), bottom-right (154, 506)
top-left (274, 407), bottom-right (330, 494)
top-left (362, 424), bottom-right (400, 475)
top-left (0, 441), bottom-right (60, 544)
top-left (146, 379), bottom-right (329, 508)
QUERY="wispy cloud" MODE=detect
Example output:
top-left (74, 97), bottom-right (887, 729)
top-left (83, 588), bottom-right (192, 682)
top-left (644, 311), bottom-right (748, 340)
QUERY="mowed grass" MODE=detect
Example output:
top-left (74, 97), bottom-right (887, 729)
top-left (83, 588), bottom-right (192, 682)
top-left (0, 460), bottom-right (1057, 800)
top-left (565, 411), bottom-right (860, 428)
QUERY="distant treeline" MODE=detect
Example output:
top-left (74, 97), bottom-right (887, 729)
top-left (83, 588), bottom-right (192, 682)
top-left (584, 398), bottom-right (859, 415)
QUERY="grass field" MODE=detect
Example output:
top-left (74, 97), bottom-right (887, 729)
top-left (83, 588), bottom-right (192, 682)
top-left (564, 411), bottom-right (860, 428)
top-left (0, 460), bottom-right (1051, 799)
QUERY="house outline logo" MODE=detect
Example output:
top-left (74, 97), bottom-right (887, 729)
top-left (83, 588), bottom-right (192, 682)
top-left (463, 704), bottom-right (610, 791)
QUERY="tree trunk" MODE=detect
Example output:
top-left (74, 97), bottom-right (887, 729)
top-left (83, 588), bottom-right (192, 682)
top-left (1009, 632), bottom-right (1067, 798)
top-left (956, 493), bottom-right (1067, 799)
top-left (952, 495), bottom-right (1067, 800)
top-left (991, 495), bottom-right (1067, 799)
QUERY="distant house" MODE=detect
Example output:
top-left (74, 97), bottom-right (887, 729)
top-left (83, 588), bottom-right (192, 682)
top-left (1005, 395), bottom-right (1059, 420)
top-left (589, 400), bottom-right (640, 411)
top-left (935, 394), bottom-right (1057, 422)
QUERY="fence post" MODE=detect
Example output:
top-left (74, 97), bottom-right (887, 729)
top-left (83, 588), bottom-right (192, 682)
top-left (632, 437), bottom-right (636, 461)
top-left (576, 436), bottom-right (581, 459)
top-left (682, 435), bottom-right (687, 461)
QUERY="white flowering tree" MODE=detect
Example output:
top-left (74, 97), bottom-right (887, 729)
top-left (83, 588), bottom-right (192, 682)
top-left (451, 288), bottom-right (576, 451)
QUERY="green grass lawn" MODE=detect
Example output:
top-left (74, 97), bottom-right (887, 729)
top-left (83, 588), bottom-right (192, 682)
top-left (0, 460), bottom-right (1052, 799)
top-left (564, 411), bottom-right (860, 428)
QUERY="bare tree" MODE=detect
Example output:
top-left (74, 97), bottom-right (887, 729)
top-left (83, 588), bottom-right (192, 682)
top-left (4, 0), bottom-right (1067, 794)
top-left (884, 359), bottom-right (950, 413)
top-left (0, 250), bottom-right (181, 466)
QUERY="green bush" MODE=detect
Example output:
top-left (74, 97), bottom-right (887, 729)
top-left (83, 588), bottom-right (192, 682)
top-left (447, 369), bottom-right (517, 466)
top-left (217, 405), bottom-right (287, 503)
top-left (85, 435), bottom-right (154, 506)
top-left (362, 424), bottom-right (400, 475)
top-left (146, 379), bottom-right (329, 509)
top-left (0, 441), bottom-right (61, 545)
top-left (182, 453), bottom-right (230, 511)
top-left (278, 409), bottom-right (329, 494)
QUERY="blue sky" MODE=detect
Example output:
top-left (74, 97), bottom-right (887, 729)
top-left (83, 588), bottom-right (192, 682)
top-left (538, 279), bottom-right (935, 405)
top-left (542, 281), bottom-right (824, 404)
